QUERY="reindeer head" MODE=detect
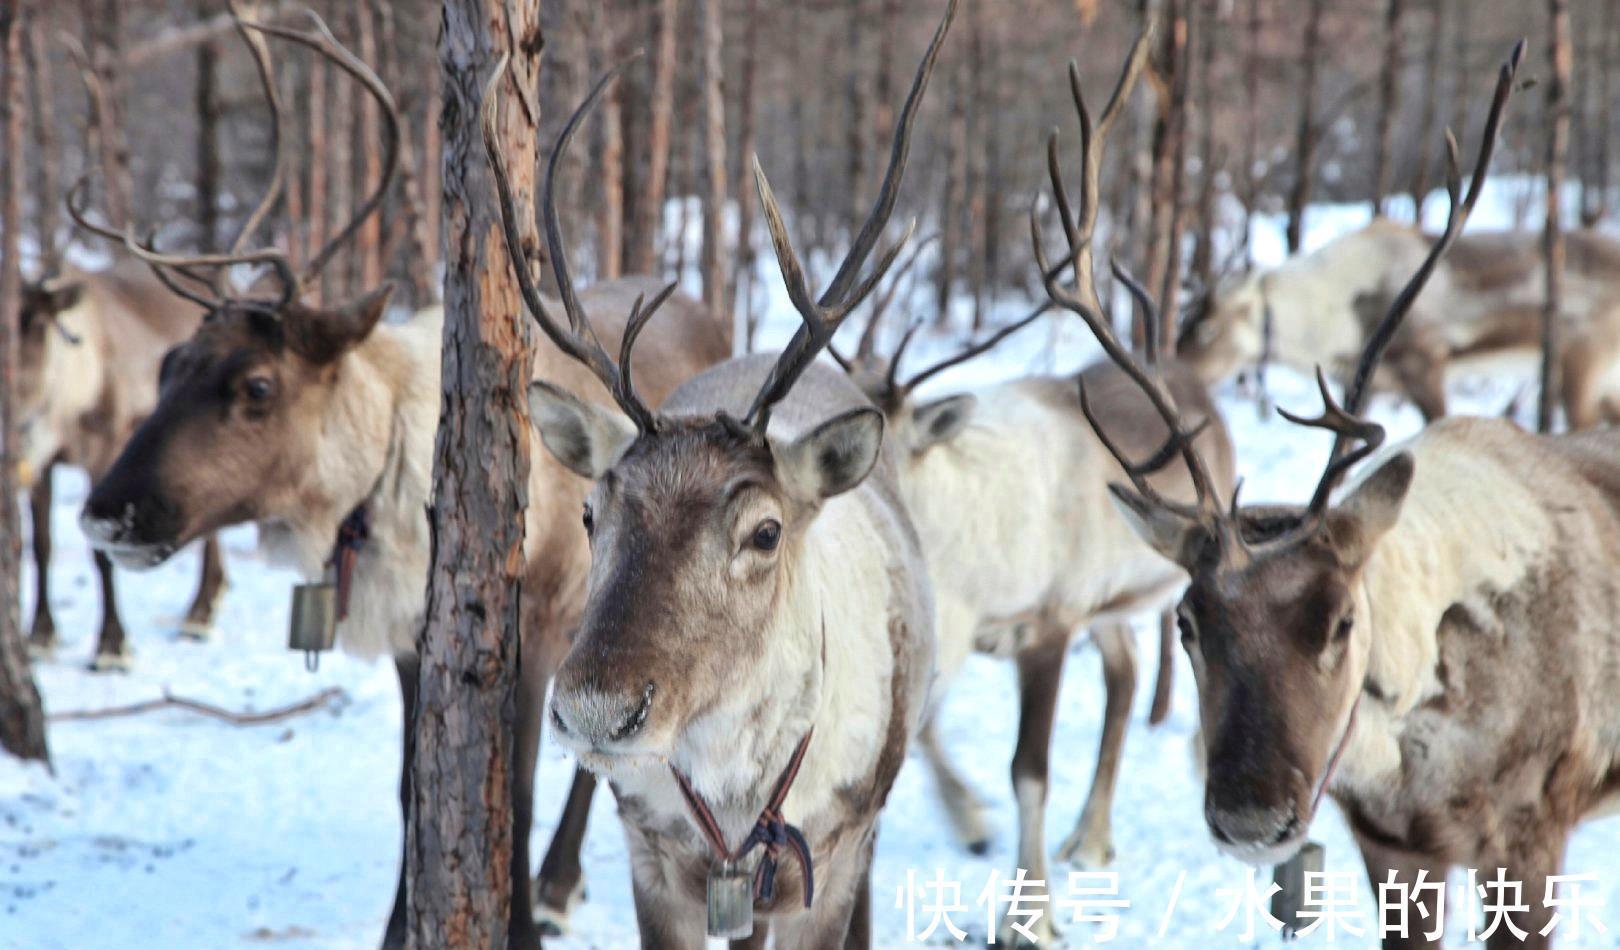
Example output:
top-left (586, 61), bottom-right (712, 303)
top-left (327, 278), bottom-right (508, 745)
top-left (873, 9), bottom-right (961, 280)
top-left (1175, 273), bottom-right (1267, 385)
top-left (1034, 33), bottom-right (1518, 863)
top-left (485, 3), bottom-right (952, 766)
top-left (74, 9), bottom-right (401, 567)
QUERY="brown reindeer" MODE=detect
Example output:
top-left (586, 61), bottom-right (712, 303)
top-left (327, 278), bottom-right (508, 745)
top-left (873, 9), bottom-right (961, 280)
top-left (70, 12), bottom-right (727, 948)
top-left (1073, 43), bottom-right (1620, 949)
top-left (17, 262), bottom-right (227, 669)
top-left (489, 4), bottom-right (953, 944)
top-left (821, 37), bottom-right (1233, 943)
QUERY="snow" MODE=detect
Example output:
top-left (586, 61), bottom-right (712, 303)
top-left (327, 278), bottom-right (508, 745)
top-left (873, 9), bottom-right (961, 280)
top-left (7, 185), bottom-right (1620, 949)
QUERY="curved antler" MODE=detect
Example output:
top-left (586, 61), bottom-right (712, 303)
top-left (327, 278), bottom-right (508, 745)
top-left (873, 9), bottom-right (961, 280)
top-left (482, 53), bottom-right (668, 435)
top-left (744, 0), bottom-right (956, 435)
top-left (1284, 40), bottom-right (1521, 533)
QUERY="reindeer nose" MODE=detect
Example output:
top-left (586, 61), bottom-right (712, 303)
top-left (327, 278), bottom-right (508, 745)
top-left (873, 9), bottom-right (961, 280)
top-left (1206, 802), bottom-right (1301, 850)
top-left (550, 682), bottom-right (656, 749)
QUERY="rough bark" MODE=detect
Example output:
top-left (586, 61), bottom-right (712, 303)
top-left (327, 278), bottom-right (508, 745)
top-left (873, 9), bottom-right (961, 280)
top-left (0, 0), bottom-right (50, 769)
top-left (1369, 0), bottom-right (1404, 216)
top-left (1540, 0), bottom-right (1570, 434)
top-left (697, 0), bottom-right (727, 323)
top-left (405, 1), bottom-right (540, 944)
top-left (1284, 0), bottom-right (1326, 253)
top-left (627, 0), bottom-right (677, 276)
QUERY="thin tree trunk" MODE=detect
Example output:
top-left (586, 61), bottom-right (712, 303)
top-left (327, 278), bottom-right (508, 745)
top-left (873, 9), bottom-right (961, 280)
top-left (1285, 0), bottom-right (1326, 253)
top-left (591, 1), bottom-right (623, 282)
top-left (378, 0), bottom-right (434, 305)
top-left (79, 0), bottom-right (130, 229)
top-left (356, 0), bottom-right (383, 289)
top-left (1369, 0), bottom-right (1404, 217)
top-left (406, 0), bottom-right (539, 942)
top-left (1240, 0), bottom-right (1260, 269)
top-left (23, 11), bottom-right (57, 272)
top-left (965, 0), bottom-right (990, 329)
top-left (306, 54), bottom-right (327, 305)
top-left (1581, 0), bottom-right (1613, 226)
top-left (1540, 0), bottom-right (1571, 434)
top-left (845, 0), bottom-right (867, 238)
top-left (935, 71), bottom-right (965, 327)
top-left (628, 0), bottom-right (677, 276)
top-left (697, 0), bottom-right (727, 324)
top-left (729, 0), bottom-right (759, 350)
top-left (328, 11), bottom-right (354, 299)
top-left (1143, 0), bottom-right (1188, 349)
top-left (1158, 0), bottom-right (1191, 349)
top-left (1408, 0), bottom-right (1443, 222)
top-left (194, 8), bottom-right (220, 250)
top-left (1190, 0), bottom-right (1220, 293)
top-left (0, 0), bottom-right (50, 769)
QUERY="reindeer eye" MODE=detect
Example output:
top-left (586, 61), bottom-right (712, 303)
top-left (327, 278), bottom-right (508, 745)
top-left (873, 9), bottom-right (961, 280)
top-left (582, 503), bottom-right (594, 534)
top-left (752, 519), bottom-right (781, 552)
top-left (243, 376), bottom-right (275, 402)
top-left (1333, 614), bottom-right (1354, 642)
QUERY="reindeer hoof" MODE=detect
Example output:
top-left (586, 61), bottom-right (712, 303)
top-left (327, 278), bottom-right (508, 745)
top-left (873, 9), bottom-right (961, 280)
top-left (176, 619), bottom-right (216, 642)
top-left (532, 875), bottom-right (586, 937)
top-left (88, 650), bottom-right (133, 673)
top-left (1056, 828), bottom-right (1115, 869)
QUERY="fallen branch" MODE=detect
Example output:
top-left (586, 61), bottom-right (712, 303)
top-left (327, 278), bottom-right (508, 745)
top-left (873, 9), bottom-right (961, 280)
top-left (50, 686), bottom-right (347, 726)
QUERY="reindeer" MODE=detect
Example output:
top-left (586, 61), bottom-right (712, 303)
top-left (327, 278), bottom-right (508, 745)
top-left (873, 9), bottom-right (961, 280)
top-left (1177, 215), bottom-right (1620, 428)
top-left (489, 4), bottom-right (953, 944)
top-left (822, 38), bottom-right (1232, 944)
top-left (1073, 43), bottom-right (1620, 949)
top-left (16, 261), bottom-right (228, 669)
top-left (69, 12), bottom-right (728, 948)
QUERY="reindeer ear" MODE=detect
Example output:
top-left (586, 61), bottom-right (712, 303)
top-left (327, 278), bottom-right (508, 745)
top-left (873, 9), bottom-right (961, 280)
top-left (43, 281), bottom-right (85, 315)
top-left (285, 281), bottom-right (394, 363)
top-left (776, 407), bottom-right (884, 501)
top-left (1328, 452), bottom-right (1414, 567)
top-left (1108, 483), bottom-right (1213, 569)
top-left (527, 380), bottom-right (636, 480)
top-left (910, 394), bottom-right (976, 454)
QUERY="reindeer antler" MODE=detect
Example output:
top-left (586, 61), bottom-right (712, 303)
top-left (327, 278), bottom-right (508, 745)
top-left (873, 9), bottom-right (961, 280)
top-left (1284, 40), bottom-right (1520, 531)
top-left (1030, 27), bottom-right (1231, 536)
top-left (482, 54), bottom-right (670, 435)
top-left (744, 0), bottom-right (956, 435)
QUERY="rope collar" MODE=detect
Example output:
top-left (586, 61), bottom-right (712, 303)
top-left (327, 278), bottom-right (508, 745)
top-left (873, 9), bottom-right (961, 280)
top-left (671, 728), bottom-right (816, 909)
top-left (1311, 691), bottom-right (1361, 815)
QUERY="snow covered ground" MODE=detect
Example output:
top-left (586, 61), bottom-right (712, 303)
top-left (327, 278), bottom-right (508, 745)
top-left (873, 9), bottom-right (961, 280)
top-left (6, 184), bottom-right (1620, 949)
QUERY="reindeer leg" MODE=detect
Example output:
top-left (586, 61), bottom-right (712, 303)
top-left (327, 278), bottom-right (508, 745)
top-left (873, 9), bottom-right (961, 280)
top-left (1057, 622), bottom-right (1136, 869)
top-left (26, 469), bottom-right (56, 655)
top-left (1484, 830), bottom-right (1566, 950)
top-left (841, 835), bottom-right (875, 950)
top-left (1147, 611), bottom-right (1174, 725)
top-left (534, 767), bottom-right (595, 935)
top-left (178, 534), bottom-right (228, 641)
top-left (917, 712), bottom-right (992, 854)
top-left (623, 827), bottom-right (706, 950)
top-left (1352, 831), bottom-right (1450, 949)
top-left (382, 656), bottom-right (418, 950)
top-left (88, 551), bottom-right (131, 672)
top-left (997, 627), bottom-right (1068, 947)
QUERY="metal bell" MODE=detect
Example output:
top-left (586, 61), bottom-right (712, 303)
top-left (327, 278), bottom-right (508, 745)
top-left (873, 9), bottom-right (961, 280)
top-left (1271, 840), bottom-right (1325, 939)
top-left (706, 861), bottom-right (755, 940)
top-left (288, 572), bottom-right (338, 671)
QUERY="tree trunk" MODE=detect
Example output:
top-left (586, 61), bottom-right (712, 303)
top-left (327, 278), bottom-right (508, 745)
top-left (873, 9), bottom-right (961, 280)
top-left (79, 0), bottom-right (130, 229)
top-left (1540, 0), bottom-right (1570, 434)
top-left (1284, 0), bottom-right (1326, 254)
top-left (697, 0), bottom-right (727, 324)
top-left (0, 0), bottom-right (50, 769)
top-left (1190, 0), bottom-right (1220, 293)
top-left (628, 0), bottom-right (677, 276)
top-left (194, 7), bottom-right (220, 250)
top-left (356, 0), bottom-right (383, 290)
top-left (1240, 0), bottom-right (1260, 269)
top-left (1408, 0), bottom-right (1443, 221)
top-left (934, 70), bottom-right (966, 327)
top-left (1369, 0), bottom-right (1404, 217)
top-left (1158, 0), bottom-right (1190, 351)
top-left (729, 0), bottom-right (760, 350)
top-left (23, 10), bottom-right (57, 272)
top-left (591, 1), bottom-right (623, 282)
top-left (844, 0), bottom-right (867, 239)
top-left (1142, 0), bottom-right (1188, 351)
top-left (377, 0), bottom-right (435, 305)
top-left (1581, 0), bottom-right (1613, 226)
top-left (328, 10), bottom-right (355, 298)
top-left (306, 53), bottom-right (327, 305)
top-left (406, 0), bottom-right (540, 944)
